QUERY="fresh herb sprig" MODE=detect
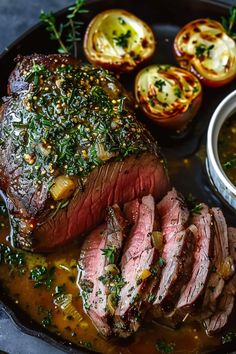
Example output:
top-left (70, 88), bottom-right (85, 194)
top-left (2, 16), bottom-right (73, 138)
top-left (101, 245), bottom-right (117, 264)
top-left (221, 7), bottom-right (236, 41)
top-left (39, 0), bottom-right (88, 57)
top-left (156, 339), bottom-right (175, 353)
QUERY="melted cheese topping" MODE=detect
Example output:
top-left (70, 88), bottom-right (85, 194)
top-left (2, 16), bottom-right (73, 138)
top-left (175, 19), bottom-right (236, 83)
top-left (135, 65), bottom-right (201, 119)
top-left (84, 9), bottom-right (155, 71)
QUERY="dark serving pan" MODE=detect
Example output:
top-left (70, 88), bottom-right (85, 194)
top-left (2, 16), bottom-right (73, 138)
top-left (0, 0), bottom-right (236, 353)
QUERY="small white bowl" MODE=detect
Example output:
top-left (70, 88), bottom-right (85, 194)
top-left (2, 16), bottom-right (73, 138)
top-left (206, 90), bottom-right (236, 210)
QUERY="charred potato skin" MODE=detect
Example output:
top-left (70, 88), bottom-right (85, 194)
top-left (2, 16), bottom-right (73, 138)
top-left (135, 65), bottom-right (202, 131)
top-left (174, 19), bottom-right (236, 87)
top-left (83, 9), bottom-right (156, 73)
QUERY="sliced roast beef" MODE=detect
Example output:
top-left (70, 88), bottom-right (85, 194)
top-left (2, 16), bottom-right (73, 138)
top-left (153, 188), bottom-right (193, 313)
top-left (114, 195), bottom-right (158, 337)
top-left (201, 208), bottom-right (231, 316)
top-left (123, 199), bottom-right (140, 225)
top-left (203, 227), bottom-right (236, 335)
top-left (78, 205), bottom-right (127, 337)
top-left (176, 204), bottom-right (213, 312)
top-left (0, 54), bottom-right (170, 252)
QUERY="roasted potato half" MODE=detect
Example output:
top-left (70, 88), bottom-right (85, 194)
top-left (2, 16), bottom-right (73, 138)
top-left (135, 64), bottom-right (202, 131)
top-left (174, 18), bottom-right (236, 87)
top-left (84, 9), bottom-right (155, 72)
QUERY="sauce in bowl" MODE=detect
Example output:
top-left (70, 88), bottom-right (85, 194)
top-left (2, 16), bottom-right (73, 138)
top-left (218, 113), bottom-right (236, 187)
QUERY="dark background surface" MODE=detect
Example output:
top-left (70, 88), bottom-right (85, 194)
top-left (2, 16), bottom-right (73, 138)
top-left (0, 0), bottom-right (236, 353)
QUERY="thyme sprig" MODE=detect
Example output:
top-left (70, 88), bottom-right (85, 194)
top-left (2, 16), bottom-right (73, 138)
top-left (39, 0), bottom-right (88, 57)
top-left (221, 7), bottom-right (236, 41)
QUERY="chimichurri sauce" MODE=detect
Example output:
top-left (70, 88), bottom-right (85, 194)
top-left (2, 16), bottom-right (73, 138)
top-left (218, 113), bottom-right (236, 186)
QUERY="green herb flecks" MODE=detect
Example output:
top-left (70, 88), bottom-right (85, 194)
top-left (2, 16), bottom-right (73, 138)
top-left (101, 245), bottom-right (117, 264)
top-left (25, 61), bottom-right (47, 86)
top-left (147, 293), bottom-right (156, 303)
top-left (195, 43), bottom-right (214, 58)
top-left (191, 203), bottom-right (203, 215)
top-left (42, 310), bottom-right (53, 327)
top-left (98, 272), bottom-right (126, 307)
top-left (38, 306), bottom-right (53, 328)
top-left (222, 332), bottom-right (236, 344)
top-left (156, 339), bottom-right (176, 353)
top-left (113, 30), bottom-right (131, 48)
top-left (174, 87), bottom-right (182, 98)
top-left (223, 158), bottom-right (236, 170)
top-left (154, 79), bottom-right (166, 92)
top-left (30, 265), bottom-right (55, 289)
top-left (39, 0), bottom-right (88, 57)
top-left (158, 257), bottom-right (166, 268)
top-left (0, 244), bottom-right (26, 268)
top-left (221, 7), bottom-right (236, 41)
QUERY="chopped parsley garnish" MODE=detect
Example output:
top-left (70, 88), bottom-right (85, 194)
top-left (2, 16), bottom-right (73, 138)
top-left (42, 311), bottom-right (52, 327)
top-left (223, 158), bottom-right (236, 170)
top-left (101, 245), bottom-right (117, 264)
top-left (191, 203), bottom-right (203, 215)
top-left (150, 266), bottom-right (159, 277)
top-left (222, 331), bottom-right (236, 344)
top-left (158, 257), bottom-right (166, 268)
top-left (174, 87), bottom-right (182, 98)
top-left (156, 339), bottom-right (175, 353)
top-left (147, 293), bottom-right (156, 303)
top-left (113, 30), bottom-right (131, 48)
top-left (154, 79), bottom-right (166, 92)
top-left (98, 272), bottom-right (126, 307)
top-left (118, 17), bottom-right (126, 25)
top-left (0, 244), bottom-right (26, 268)
top-left (30, 265), bottom-right (55, 289)
top-left (195, 43), bottom-right (214, 58)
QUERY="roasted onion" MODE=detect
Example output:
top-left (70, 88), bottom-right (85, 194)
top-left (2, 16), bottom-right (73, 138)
top-left (174, 18), bottom-right (236, 87)
top-left (135, 64), bottom-right (202, 130)
top-left (84, 9), bottom-right (155, 72)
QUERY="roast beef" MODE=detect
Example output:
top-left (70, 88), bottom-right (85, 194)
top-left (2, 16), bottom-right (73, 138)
top-left (78, 204), bottom-right (127, 337)
top-left (176, 204), bottom-right (213, 312)
top-left (201, 208), bottom-right (231, 316)
top-left (0, 54), bottom-right (170, 251)
top-left (114, 195), bottom-right (158, 337)
top-left (153, 188), bottom-right (193, 313)
top-left (203, 227), bottom-right (236, 334)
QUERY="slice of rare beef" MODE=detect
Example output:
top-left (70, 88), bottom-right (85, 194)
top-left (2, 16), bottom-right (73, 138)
top-left (203, 227), bottom-right (236, 335)
top-left (201, 208), bottom-right (233, 317)
top-left (78, 205), bottom-right (127, 337)
top-left (114, 195), bottom-right (158, 337)
top-left (0, 54), bottom-right (170, 252)
top-left (176, 204), bottom-right (213, 312)
top-left (153, 188), bottom-right (194, 314)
